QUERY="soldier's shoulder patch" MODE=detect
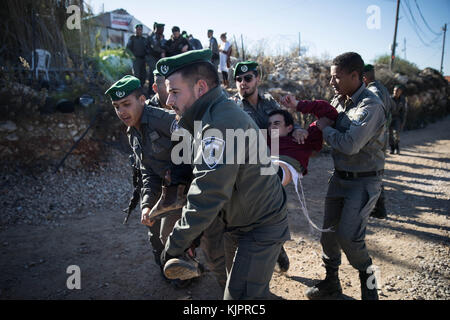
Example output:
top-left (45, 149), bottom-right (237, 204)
top-left (201, 136), bottom-right (225, 169)
top-left (351, 108), bottom-right (369, 126)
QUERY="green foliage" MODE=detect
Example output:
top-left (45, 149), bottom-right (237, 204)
top-left (374, 55), bottom-right (420, 77)
top-left (94, 48), bottom-right (133, 83)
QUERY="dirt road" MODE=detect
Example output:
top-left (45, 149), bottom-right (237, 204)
top-left (1, 116), bottom-right (449, 300)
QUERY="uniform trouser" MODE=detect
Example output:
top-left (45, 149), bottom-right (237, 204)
top-left (199, 217), bottom-right (227, 288)
top-left (132, 57), bottom-right (147, 87)
top-left (389, 118), bottom-right (402, 147)
top-left (147, 220), bottom-right (164, 265)
top-left (320, 173), bottom-right (381, 272)
top-left (160, 213), bottom-right (227, 288)
top-left (223, 217), bottom-right (290, 300)
top-left (147, 207), bottom-right (180, 265)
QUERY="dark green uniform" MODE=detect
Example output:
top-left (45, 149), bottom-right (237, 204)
top-left (147, 31), bottom-right (166, 89)
top-left (209, 36), bottom-right (220, 68)
top-left (366, 80), bottom-right (392, 128)
top-left (389, 94), bottom-right (408, 153)
top-left (147, 95), bottom-right (164, 109)
top-left (366, 80), bottom-right (393, 218)
top-left (165, 86), bottom-right (290, 299)
top-left (164, 36), bottom-right (190, 57)
top-left (127, 105), bottom-right (179, 260)
top-left (126, 35), bottom-right (148, 86)
top-left (321, 84), bottom-right (386, 272)
top-left (234, 92), bottom-right (283, 129)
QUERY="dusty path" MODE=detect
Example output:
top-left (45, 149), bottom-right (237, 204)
top-left (0, 116), bottom-right (449, 300)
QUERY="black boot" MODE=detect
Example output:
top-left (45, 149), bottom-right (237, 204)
top-left (359, 269), bottom-right (379, 300)
top-left (275, 245), bottom-right (290, 273)
top-left (153, 249), bottom-right (162, 266)
top-left (390, 145), bottom-right (395, 154)
top-left (305, 267), bottom-right (342, 300)
top-left (396, 143), bottom-right (400, 154)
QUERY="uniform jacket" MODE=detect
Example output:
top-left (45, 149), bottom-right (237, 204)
top-left (323, 84), bottom-right (386, 172)
top-left (164, 36), bottom-right (190, 57)
top-left (209, 37), bottom-right (220, 61)
top-left (391, 94), bottom-right (408, 125)
top-left (147, 95), bottom-right (164, 109)
top-left (127, 105), bottom-right (178, 209)
top-left (147, 32), bottom-right (166, 58)
top-left (234, 92), bottom-right (282, 130)
top-left (166, 86), bottom-right (289, 257)
top-left (126, 35), bottom-right (148, 58)
top-left (366, 80), bottom-right (392, 120)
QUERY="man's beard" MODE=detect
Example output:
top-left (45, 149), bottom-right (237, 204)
top-left (242, 87), bottom-right (256, 99)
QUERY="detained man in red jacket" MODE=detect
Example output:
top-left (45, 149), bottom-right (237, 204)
top-left (268, 97), bottom-right (338, 185)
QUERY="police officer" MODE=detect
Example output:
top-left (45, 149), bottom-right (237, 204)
top-left (147, 69), bottom-right (169, 109)
top-left (156, 49), bottom-right (290, 299)
top-left (207, 29), bottom-right (220, 69)
top-left (126, 24), bottom-right (148, 87)
top-left (363, 64), bottom-right (393, 219)
top-left (390, 84), bottom-right (408, 154)
top-left (301, 52), bottom-right (386, 300)
top-left (147, 22), bottom-right (166, 94)
top-left (233, 61), bottom-right (308, 141)
top-left (164, 26), bottom-right (190, 57)
top-left (105, 75), bottom-right (199, 288)
top-left (233, 60), bottom-right (309, 273)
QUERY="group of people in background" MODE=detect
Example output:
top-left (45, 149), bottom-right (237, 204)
top-left (126, 22), bottom-right (233, 96)
top-left (114, 20), bottom-right (409, 300)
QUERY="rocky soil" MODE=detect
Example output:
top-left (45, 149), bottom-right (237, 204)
top-left (0, 115), bottom-right (449, 300)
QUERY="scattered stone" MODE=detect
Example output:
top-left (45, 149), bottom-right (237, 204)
top-left (0, 121), bottom-right (18, 133)
top-left (5, 134), bottom-right (19, 142)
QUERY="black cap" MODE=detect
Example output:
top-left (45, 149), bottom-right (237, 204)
top-left (172, 26), bottom-right (180, 32)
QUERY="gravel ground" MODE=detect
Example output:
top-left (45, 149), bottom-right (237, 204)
top-left (0, 116), bottom-right (449, 300)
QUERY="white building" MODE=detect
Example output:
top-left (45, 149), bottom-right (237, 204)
top-left (85, 9), bottom-right (151, 49)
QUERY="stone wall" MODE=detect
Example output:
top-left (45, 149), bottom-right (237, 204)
top-left (0, 81), bottom-right (125, 170)
top-left (254, 56), bottom-right (450, 130)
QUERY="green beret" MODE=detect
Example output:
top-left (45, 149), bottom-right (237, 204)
top-left (135, 24), bottom-right (143, 29)
top-left (156, 48), bottom-right (212, 78)
top-left (153, 68), bottom-right (162, 77)
top-left (156, 23), bottom-right (165, 28)
top-left (363, 64), bottom-right (374, 72)
top-left (105, 75), bottom-right (141, 101)
top-left (234, 61), bottom-right (259, 78)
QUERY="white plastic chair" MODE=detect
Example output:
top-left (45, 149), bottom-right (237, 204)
top-left (31, 49), bottom-right (51, 81)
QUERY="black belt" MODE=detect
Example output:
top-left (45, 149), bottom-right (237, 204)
top-left (335, 169), bottom-right (384, 179)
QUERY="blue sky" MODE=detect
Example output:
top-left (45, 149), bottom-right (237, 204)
top-left (87, 0), bottom-right (450, 75)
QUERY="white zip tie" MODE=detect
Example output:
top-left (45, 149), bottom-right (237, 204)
top-left (275, 160), bottom-right (334, 233)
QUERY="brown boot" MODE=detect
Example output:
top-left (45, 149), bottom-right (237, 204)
top-left (149, 185), bottom-right (187, 220)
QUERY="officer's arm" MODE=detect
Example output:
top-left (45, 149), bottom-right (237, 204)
top-left (165, 142), bottom-right (239, 257)
top-left (296, 100), bottom-right (339, 121)
top-left (140, 163), bottom-right (164, 210)
top-left (322, 102), bottom-right (385, 155)
top-left (126, 37), bottom-right (134, 54)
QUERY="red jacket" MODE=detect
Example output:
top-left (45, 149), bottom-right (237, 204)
top-left (269, 100), bottom-right (338, 175)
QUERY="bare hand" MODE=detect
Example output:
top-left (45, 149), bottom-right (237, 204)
top-left (316, 117), bottom-right (334, 130)
top-left (141, 207), bottom-right (155, 227)
top-left (292, 128), bottom-right (309, 144)
top-left (281, 95), bottom-right (298, 111)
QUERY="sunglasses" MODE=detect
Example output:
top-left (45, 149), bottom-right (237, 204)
top-left (235, 74), bottom-right (254, 83)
